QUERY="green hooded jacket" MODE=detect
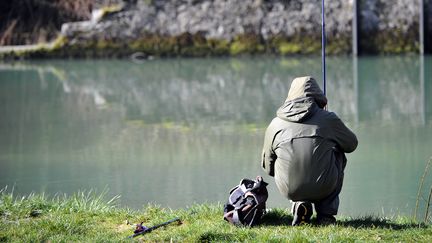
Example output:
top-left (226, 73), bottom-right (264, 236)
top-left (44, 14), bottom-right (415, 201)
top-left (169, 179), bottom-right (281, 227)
top-left (261, 76), bottom-right (358, 201)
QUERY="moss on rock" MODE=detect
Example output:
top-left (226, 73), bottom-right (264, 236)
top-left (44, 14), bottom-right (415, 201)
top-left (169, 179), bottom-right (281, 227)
top-left (360, 28), bottom-right (419, 54)
top-left (229, 34), bottom-right (265, 55)
top-left (0, 30), bottom-right (389, 59)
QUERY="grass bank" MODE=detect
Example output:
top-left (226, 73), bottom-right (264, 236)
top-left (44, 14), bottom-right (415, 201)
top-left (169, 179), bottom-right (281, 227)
top-left (1, 189), bottom-right (431, 242)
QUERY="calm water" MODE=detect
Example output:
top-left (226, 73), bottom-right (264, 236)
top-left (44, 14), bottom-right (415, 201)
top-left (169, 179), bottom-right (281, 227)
top-left (1, 56), bottom-right (431, 217)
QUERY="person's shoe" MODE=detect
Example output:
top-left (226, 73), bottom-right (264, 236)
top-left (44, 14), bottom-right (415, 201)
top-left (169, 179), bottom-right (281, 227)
top-left (316, 214), bottom-right (336, 226)
top-left (291, 202), bottom-right (313, 226)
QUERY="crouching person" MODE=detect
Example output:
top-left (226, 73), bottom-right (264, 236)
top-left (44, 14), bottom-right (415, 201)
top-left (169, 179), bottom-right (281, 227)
top-left (261, 76), bottom-right (358, 226)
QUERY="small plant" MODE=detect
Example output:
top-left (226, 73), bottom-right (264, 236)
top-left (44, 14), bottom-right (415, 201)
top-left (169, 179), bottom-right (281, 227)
top-left (414, 156), bottom-right (432, 223)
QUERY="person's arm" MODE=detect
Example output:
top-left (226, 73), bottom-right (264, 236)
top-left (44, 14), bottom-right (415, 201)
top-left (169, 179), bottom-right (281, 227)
top-left (261, 122), bottom-right (278, 177)
top-left (329, 113), bottom-right (358, 153)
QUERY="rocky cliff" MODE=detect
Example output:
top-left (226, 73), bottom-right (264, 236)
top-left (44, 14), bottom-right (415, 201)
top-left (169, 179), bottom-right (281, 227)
top-left (60, 0), bottom-right (353, 56)
top-left (2, 0), bottom-right (431, 58)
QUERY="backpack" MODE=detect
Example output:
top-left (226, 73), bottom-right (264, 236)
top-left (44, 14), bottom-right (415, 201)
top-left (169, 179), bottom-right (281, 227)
top-left (223, 176), bottom-right (268, 227)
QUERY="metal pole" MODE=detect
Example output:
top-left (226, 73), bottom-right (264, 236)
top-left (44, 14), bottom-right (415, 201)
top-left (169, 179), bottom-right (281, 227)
top-left (322, 0), bottom-right (326, 96)
top-left (420, 54), bottom-right (425, 125)
top-left (353, 56), bottom-right (359, 123)
top-left (420, 0), bottom-right (425, 54)
top-left (352, 0), bottom-right (358, 56)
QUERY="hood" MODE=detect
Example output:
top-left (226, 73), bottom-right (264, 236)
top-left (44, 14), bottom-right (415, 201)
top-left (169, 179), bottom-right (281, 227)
top-left (276, 76), bottom-right (327, 122)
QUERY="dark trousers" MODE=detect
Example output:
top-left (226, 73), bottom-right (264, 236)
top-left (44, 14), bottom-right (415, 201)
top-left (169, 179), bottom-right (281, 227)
top-left (291, 149), bottom-right (347, 216)
top-left (313, 150), bottom-right (347, 216)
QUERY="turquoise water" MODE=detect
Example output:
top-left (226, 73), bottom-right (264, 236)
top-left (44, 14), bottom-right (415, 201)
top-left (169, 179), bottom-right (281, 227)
top-left (0, 56), bottom-right (431, 217)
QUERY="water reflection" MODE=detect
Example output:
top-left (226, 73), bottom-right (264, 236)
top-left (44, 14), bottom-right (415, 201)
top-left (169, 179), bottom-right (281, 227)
top-left (355, 56), bottom-right (430, 124)
top-left (1, 56), bottom-right (429, 125)
top-left (0, 56), bottom-right (431, 217)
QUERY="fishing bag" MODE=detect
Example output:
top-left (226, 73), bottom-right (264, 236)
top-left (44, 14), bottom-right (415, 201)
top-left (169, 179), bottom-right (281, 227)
top-left (223, 176), bottom-right (268, 227)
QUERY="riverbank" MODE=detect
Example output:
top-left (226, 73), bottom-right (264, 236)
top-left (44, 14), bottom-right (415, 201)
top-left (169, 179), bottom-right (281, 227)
top-left (1, 190), bottom-right (431, 242)
top-left (0, 34), bottom-right (342, 60)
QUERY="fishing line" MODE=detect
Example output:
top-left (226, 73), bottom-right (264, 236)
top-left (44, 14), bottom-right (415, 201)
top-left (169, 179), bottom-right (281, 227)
top-left (321, 0), bottom-right (326, 97)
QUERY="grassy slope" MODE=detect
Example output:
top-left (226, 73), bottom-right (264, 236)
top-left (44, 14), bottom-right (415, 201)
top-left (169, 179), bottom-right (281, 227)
top-left (0, 191), bottom-right (431, 242)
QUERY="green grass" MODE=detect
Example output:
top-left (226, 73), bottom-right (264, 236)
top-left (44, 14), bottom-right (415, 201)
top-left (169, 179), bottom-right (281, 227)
top-left (1, 189), bottom-right (431, 242)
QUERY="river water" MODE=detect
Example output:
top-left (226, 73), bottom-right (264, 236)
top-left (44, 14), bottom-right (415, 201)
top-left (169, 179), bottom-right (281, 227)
top-left (0, 56), bottom-right (431, 218)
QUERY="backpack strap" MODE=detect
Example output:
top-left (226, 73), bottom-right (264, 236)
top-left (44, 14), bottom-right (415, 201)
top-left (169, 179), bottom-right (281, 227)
top-left (232, 210), bottom-right (242, 226)
top-left (223, 210), bottom-right (242, 226)
top-left (242, 204), bottom-right (260, 227)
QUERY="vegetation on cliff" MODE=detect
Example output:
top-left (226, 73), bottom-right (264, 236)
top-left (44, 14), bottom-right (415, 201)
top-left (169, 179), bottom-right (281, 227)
top-left (1, 32), bottom-right (352, 59)
top-left (0, 0), bottom-right (92, 45)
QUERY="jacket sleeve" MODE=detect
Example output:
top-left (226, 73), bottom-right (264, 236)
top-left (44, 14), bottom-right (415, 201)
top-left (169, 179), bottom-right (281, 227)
top-left (261, 123), bottom-right (278, 177)
top-left (329, 113), bottom-right (358, 153)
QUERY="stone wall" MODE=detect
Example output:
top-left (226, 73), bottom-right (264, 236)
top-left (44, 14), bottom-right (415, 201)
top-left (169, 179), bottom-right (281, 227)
top-left (27, 0), bottom-right (432, 56)
top-left (427, 0), bottom-right (432, 53)
top-left (358, 0), bottom-right (427, 53)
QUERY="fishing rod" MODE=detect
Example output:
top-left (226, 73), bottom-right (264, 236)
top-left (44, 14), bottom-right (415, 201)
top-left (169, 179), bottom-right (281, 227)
top-left (128, 217), bottom-right (181, 238)
top-left (321, 0), bottom-right (326, 97)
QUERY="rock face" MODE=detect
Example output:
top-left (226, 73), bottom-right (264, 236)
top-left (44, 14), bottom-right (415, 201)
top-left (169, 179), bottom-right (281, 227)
top-left (58, 0), bottom-right (430, 55)
top-left (358, 0), bottom-right (425, 53)
top-left (62, 0), bottom-right (352, 41)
